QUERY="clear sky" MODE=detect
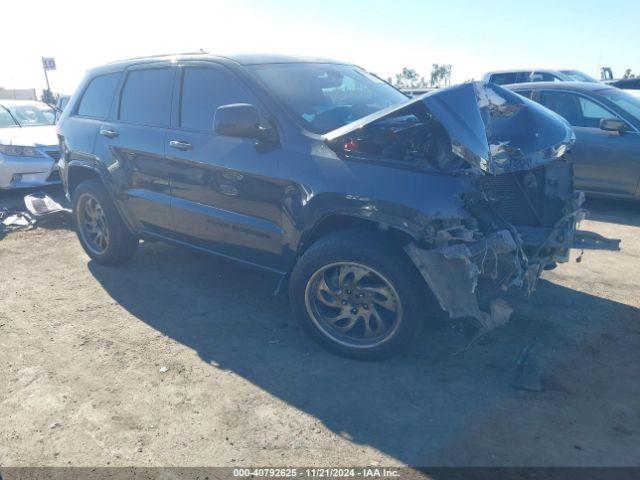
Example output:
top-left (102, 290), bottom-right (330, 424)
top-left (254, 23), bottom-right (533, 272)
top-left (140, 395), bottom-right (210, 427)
top-left (2, 0), bottom-right (638, 94)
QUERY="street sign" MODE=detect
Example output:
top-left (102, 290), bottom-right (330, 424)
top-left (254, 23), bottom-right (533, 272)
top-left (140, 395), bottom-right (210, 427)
top-left (42, 57), bottom-right (56, 71)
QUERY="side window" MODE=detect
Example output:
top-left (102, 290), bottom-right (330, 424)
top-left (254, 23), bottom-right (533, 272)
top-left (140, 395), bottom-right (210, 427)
top-left (516, 71), bottom-right (533, 83)
top-left (489, 73), bottom-right (518, 85)
top-left (76, 73), bottom-right (121, 118)
top-left (538, 91), bottom-right (582, 126)
top-left (179, 67), bottom-right (252, 131)
top-left (531, 72), bottom-right (561, 82)
top-left (514, 89), bottom-right (533, 99)
top-left (539, 91), bottom-right (616, 128)
top-left (578, 97), bottom-right (614, 128)
top-left (119, 68), bottom-right (174, 126)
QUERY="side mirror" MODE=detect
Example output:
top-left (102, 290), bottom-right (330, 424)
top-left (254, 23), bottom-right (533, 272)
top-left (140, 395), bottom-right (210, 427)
top-left (214, 103), bottom-right (263, 139)
top-left (600, 118), bottom-right (629, 133)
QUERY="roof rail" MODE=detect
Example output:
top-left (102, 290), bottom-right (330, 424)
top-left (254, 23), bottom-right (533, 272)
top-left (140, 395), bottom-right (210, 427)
top-left (108, 51), bottom-right (210, 64)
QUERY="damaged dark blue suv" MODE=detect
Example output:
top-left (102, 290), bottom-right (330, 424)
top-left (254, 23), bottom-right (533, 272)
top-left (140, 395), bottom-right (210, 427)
top-left (57, 53), bottom-right (619, 359)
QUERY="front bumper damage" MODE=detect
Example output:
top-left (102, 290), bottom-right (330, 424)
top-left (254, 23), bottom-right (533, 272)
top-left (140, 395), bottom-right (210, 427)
top-left (404, 161), bottom-right (620, 328)
top-left (400, 83), bottom-right (621, 327)
top-left (326, 82), bottom-right (621, 327)
top-left (405, 223), bottom-right (620, 329)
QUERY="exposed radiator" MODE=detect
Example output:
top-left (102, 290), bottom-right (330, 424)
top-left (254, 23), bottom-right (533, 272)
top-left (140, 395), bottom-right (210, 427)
top-left (474, 168), bottom-right (547, 226)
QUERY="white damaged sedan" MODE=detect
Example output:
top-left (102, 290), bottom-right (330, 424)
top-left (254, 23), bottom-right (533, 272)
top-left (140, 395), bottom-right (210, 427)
top-left (0, 100), bottom-right (60, 189)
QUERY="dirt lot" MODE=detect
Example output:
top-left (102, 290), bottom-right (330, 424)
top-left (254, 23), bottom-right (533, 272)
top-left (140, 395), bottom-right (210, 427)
top-left (1, 188), bottom-right (639, 467)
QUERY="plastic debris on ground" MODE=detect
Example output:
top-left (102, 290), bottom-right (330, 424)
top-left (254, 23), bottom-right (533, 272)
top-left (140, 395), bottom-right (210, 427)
top-left (1, 191), bottom-right (70, 239)
top-left (0, 210), bottom-right (35, 236)
top-left (23, 191), bottom-right (71, 217)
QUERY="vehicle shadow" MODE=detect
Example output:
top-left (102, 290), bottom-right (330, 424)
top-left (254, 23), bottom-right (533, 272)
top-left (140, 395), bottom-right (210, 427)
top-left (584, 197), bottom-right (640, 227)
top-left (87, 241), bottom-right (640, 465)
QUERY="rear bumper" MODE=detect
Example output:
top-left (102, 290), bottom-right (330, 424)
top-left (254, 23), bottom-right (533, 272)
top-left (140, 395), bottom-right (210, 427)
top-left (0, 148), bottom-right (60, 189)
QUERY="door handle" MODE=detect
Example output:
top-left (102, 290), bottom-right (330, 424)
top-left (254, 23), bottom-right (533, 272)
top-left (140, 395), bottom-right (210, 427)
top-left (169, 140), bottom-right (193, 151)
top-left (99, 129), bottom-right (119, 138)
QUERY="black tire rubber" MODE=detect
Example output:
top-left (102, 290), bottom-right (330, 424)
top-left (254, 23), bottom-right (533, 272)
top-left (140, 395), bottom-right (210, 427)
top-left (289, 229), bottom-right (426, 360)
top-left (72, 179), bottom-right (138, 265)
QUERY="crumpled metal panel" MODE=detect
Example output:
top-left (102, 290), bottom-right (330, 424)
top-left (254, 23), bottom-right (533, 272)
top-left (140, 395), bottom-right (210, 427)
top-left (422, 82), bottom-right (576, 174)
top-left (324, 81), bottom-right (576, 175)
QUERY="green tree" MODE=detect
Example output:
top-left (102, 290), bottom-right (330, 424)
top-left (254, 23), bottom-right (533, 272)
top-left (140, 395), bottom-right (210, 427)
top-left (429, 64), bottom-right (452, 87)
top-left (394, 67), bottom-right (423, 88)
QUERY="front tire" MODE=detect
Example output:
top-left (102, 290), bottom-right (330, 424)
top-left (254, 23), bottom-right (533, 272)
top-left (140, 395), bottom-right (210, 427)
top-left (290, 230), bottom-right (425, 359)
top-left (72, 179), bottom-right (138, 265)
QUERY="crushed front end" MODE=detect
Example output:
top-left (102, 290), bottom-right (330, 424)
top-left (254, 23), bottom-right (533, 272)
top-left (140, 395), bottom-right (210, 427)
top-left (325, 82), bottom-right (620, 327)
top-left (406, 160), bottom-right (619, 328)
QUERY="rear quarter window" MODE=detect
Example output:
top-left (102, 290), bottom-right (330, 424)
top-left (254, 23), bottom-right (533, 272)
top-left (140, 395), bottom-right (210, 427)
top-left (76, 73), bottom-right (121, 118)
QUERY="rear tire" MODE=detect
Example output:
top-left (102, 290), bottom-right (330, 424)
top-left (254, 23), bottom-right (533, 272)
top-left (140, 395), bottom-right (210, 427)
top-left (72, 179), bottom-right (138, 265)
top-left (290, 230), bottom-right (425, 360)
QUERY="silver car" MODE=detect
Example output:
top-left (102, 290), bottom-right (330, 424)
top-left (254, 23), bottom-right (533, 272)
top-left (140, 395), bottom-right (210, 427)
top-left (0, 100), bottom-right (60, 189)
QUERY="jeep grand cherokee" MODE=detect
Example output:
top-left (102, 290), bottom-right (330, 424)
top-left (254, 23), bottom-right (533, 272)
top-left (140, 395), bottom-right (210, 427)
top-left (57, 53), bottom-right (619, 359)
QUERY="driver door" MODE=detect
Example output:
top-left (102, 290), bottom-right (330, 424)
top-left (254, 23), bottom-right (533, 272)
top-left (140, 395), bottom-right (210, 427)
top-left (165, 62), bottom-right (287, 270)
top-left (536, 89), bottom-right (640, 196)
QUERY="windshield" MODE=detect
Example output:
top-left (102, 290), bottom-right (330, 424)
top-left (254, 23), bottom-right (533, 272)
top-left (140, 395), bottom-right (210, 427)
top-left (1, 103), bottom-right (55, 127)
top-left (250, 63), bottom-right (409, 134)
top-left (560, 70), bottom-right (599, 83)
top-left (599, 88), bottom-right (640, 124)
top-left (0, 106), bottom-right (19, 128)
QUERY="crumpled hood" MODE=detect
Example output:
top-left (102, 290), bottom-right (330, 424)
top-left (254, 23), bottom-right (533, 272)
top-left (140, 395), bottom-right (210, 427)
top-left (0, 125), bottom-right (58, 148)
top-left (324, 81), bottom-right (575, 175)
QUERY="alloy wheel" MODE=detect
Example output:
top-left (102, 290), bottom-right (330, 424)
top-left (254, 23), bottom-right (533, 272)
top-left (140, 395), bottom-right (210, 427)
top-left (78, 194), bottom-right (110, 255)
top-left (304, 262), bottom-right (403, 348)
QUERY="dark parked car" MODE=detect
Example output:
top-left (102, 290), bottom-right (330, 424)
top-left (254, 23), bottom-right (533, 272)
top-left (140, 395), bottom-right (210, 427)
top-left (57, 54), bottom-right (618, 359)
top-left (508, 82), bottom-right (640, 200)
top-left (482, 69), bottom-right (599, 85)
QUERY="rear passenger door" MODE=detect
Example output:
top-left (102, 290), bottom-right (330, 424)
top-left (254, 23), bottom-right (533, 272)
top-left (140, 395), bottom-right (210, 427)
top-left (60, 72), bottom-right (122, 182)
top-left (166, 62), bottom-right (287, 270)
top-left (93, 64), bottom-right (176, 234)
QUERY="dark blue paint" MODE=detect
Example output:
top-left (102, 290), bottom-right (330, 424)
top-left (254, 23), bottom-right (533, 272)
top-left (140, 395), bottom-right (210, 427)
top-left (58, 54), bottom-right (576, 277)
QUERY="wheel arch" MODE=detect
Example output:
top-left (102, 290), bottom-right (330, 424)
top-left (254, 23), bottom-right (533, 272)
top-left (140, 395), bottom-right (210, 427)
top-left (66, 162), bottom-right (103, 197)
top-left (297, 213), bottom-right (419, 259)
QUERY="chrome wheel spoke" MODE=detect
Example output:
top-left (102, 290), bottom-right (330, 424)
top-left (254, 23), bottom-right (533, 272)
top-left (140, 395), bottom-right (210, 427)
top-left (316, 275), bottom-right (341, 307)
top-left (361, 285), bottom-right (398, 312)
top-left (363, 305), bottom-right (385, 338)
top-left (338, 265), bottom-right (369, 289)
top-left (102, 227), bottom-right (110, 245)
top-left (327, 311), bottom-right (359, 333)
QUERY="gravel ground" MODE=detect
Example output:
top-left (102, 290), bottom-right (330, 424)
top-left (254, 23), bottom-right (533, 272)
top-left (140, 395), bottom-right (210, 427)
top-left (1, 188), bottom-right (639, 467)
